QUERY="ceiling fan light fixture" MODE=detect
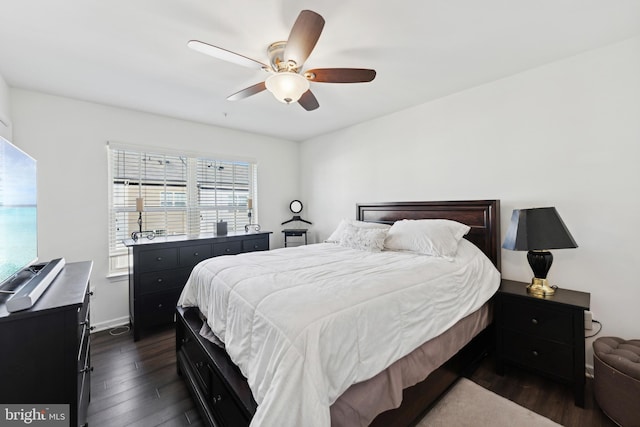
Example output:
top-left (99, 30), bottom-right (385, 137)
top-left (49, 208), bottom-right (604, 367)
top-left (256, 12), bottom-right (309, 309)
top-left (265, 72), bottom-right (310, 104)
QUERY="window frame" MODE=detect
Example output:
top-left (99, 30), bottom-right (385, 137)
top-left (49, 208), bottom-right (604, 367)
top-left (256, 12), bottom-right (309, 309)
top-left (107, 142), bottom-right (258, 277)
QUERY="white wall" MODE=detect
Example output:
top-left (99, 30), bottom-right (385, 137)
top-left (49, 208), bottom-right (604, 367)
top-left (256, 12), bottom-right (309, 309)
top-left (10, 89), bottom-right (299, 330)
top-left (6, 36), bottom-right (639, 366)
top-left (0, 74), bottom-right (11, 140)
top-left (300, 36), bottom-right (640, 367)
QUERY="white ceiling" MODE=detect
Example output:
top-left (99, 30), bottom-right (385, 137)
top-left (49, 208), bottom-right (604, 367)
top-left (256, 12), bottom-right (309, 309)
top-left (1, 1), bottom-right (639, 141)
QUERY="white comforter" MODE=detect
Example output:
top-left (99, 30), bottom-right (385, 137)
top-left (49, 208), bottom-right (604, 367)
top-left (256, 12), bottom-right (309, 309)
top-left (178, 239), bottom-right (500, 427)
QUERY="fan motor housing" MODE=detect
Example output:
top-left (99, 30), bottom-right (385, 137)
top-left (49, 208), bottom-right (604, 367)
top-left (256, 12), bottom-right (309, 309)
top-left (268, 41), bottom-right (297, 72)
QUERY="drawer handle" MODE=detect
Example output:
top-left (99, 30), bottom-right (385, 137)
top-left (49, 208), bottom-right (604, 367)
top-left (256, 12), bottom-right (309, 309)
top-left (158, 303), bottom-right (163, 308)
top-left (532, 350), bottom-right (539, 357)
top-left (156, 257), bottom-right (163, 261)
top-left (225, 248), bottom-right (231, 252)
top-left (194, 252), bottom-right (199, 256)
top-left (157, 278), bottom-right (163, 283)
top-left (195, 361), bottom-right (204, 368)
top-left (531, 318), bottom-right (539, 325)
top-left (181, 337), bottom-right (190, 344)
top-left (254, 244), bottom-right (259, 249)
top-left (212, 394), bottom-right (223, 404)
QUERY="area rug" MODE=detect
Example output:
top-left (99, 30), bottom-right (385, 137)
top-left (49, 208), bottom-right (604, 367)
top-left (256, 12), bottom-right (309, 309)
top-left (417, 378), bottom-right (561, 427)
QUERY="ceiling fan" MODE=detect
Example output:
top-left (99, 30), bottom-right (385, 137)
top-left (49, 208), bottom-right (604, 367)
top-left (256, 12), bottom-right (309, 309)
top-left (187, 10), bottom-right (376, 111)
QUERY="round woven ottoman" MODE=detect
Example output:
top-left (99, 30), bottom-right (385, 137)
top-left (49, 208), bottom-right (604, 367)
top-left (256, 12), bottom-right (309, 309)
top-left (593, 337), bottom-right (640, 426)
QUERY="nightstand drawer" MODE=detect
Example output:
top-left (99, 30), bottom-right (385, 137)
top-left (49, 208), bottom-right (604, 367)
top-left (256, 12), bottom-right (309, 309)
top-left (179, 244), bottom-right (213, 268)
top-left (242, 236), bottom-right (269, 252)
top-left (501, 298), bottom-right (574, 344)
top-left (213, 241), bottom-right (243, 256)
top-left (138, 248), bottom-right (179, 272)
top-left (501, 329), bottom-right (573, 380)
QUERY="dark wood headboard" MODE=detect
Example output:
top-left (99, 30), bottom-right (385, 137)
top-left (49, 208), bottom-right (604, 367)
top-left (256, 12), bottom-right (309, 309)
top-left (357, 200), bottom-right (501, 271)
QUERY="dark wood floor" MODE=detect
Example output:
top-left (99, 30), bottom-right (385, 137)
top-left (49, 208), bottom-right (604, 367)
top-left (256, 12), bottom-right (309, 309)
top-left (469, 355), bottom-right (616, 427)
top-left (88, 326), bottom-right (616, 427)
top-left (88, 325), bottom-right (204, 427)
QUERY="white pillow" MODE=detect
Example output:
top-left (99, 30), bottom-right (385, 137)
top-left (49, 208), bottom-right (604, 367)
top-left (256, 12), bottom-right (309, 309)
top-left (339, 223), bottom-right (388, 252)
top-left (325, 219), bottom-right (390, 243)
top-left (384, 219), bottom-right (470, 258)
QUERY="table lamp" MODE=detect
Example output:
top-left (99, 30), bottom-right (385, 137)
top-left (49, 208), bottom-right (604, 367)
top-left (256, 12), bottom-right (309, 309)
top-left (502, 207), bottom-right (577, 297)
top-left (136, 197), bottom-right (144, 233)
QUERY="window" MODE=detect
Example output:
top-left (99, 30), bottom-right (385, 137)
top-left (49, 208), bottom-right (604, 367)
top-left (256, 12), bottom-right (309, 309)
top-left (108, 144), bottom-right (257, 276)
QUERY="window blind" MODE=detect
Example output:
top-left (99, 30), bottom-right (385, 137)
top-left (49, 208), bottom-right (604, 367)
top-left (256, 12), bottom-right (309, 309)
top-left (108, 145), bottom-right (257, 275)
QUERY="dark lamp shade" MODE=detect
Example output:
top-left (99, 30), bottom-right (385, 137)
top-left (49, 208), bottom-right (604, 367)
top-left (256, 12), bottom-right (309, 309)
top-left (502, 207), bottom-right (578, 251)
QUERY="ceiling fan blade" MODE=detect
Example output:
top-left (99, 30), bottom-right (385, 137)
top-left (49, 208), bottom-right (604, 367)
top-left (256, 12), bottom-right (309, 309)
top-left (227, 81), bottom-right (267, 101)
top-left (187, 40), bottom-right (268, 70)
top-left (304, 68), bottom-right (376, 83)
top-left (298, 90), bottom-right (319, 111)
top-left (283, 10), bottom-right (325, 69)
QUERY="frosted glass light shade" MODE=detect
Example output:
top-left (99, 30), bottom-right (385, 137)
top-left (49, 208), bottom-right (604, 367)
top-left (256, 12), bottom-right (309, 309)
top-left (265, 72), bottom-right (310, 104)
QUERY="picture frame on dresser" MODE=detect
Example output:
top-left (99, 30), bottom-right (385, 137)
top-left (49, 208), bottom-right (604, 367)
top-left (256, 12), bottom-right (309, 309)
top-left (125, 231), bottom-right (271, 341)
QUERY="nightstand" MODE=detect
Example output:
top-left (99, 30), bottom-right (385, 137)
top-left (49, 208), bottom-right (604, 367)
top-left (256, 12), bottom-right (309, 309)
top-left (495, 279), bottom-right (590, 407)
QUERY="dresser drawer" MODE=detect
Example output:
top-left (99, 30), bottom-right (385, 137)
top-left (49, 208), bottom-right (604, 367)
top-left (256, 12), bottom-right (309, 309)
top-left (180, 244), bottom-right (213, 268)
top-left (138, 248), bottom-right (179, 272)
top-left (139, 291), bottom-right (181, 326)
top-left (78, 292), bottom-right (90, 324)
top-left (242, 236), bottom-right (269, 252)
top-left (77, 293), bottom-right (90, 344)
top-left (501, 298), bottom-right (574, 344)
top-left (501, 329), bottom-right (573, 380)
top-left (77, 368), bottom-right (90, 427)
top-left (77, 331), bottom-right (90, 427)
top-left (140, 269), bottom-right (182, 294)
top-left (77, 320), bottom-right (90, 367)
top-left (213, 241), bottom-right (243, 256)
top-left (77, 319), bottom-right (89, 361)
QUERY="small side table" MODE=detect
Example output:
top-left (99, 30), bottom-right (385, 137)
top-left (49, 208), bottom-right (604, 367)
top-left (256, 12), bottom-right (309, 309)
top-left (283, 229), bottom-right (308, 247)
top-left (495, 279), bottom-right (590, 407)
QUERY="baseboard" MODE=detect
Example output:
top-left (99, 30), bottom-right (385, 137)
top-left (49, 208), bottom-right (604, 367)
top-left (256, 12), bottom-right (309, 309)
top-left (91, 316), bottom-right (130, 333)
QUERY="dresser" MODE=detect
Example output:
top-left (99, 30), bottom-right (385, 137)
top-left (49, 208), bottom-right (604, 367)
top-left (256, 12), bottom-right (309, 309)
top-left (125, 232), bottom-right (271, 341)
top-left (495, 279), bottom-right (590, 407)
top-left (0, 261), bottom-right (93, 427)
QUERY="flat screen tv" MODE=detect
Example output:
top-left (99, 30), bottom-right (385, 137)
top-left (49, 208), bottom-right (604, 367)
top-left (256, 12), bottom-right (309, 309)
top-left (0, 136), bottom-right (37, 288)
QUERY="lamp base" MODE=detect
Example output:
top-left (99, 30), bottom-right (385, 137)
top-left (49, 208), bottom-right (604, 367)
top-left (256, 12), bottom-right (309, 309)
top-left (527, 277), bottom-right (556, 297)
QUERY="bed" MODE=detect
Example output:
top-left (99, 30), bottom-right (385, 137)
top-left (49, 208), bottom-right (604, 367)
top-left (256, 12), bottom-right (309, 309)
top-left (176, 199), bottom-right (501, 427)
